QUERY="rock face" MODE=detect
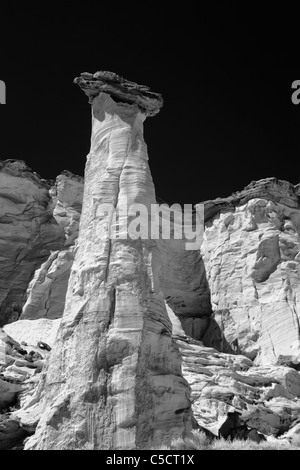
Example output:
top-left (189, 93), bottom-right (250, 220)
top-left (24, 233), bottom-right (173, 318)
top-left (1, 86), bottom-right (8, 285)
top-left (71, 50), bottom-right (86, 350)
top-left (24, 72), bottom-right (192, 450)
top-left (74, 71), bottom-right (163, 115)
top-left (170, 321), bottom-right (300, 440)
top-left (4, 318), bottom-right (61, 348)
top-left (19, 172), bottom-right (84, 321)
top-left (159, 237), bottom-right (211, 340)
top-left (201, 178), bottom-right (300, 366)
top-left (0, 160), bottom-right (65, 326)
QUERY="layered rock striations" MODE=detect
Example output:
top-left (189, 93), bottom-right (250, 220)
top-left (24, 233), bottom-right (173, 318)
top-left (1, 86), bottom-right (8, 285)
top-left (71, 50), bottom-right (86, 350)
top-left (2, 163), bottom-right (300, 447)
top-left (201, 178), bottom-right (300, 367)
top-left (0, 160), bottom-right (65, 326)
top-left (20, 172), bottom-right (84, 321)
top-left (164, 308), bottom-right (300, 442)
top-left (74, 71), bottom-right (163, 115)
top-left (177, 334), bottom-right (300, 439)
top-left (24, 72), bottom-right (192, 450)
top-left (0, 168), bottom-right (84, 449)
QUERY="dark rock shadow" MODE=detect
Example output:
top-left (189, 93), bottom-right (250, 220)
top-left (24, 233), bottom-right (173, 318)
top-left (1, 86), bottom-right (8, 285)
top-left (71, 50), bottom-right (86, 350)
top-left (182, 258), bottom-right (237, 354)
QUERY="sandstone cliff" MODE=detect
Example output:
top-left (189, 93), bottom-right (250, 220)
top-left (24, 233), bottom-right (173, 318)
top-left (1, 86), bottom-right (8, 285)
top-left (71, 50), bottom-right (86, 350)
top-left (201, 178), bottom-right (300, 367)
top-left (0, 160), bottom-right (65, 326)
top-left (19, 171), bottom-right (84, 321)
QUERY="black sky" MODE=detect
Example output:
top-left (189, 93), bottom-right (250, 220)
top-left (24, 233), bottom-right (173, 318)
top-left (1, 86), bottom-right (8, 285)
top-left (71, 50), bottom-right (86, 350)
top-left (1, 5), bottom-right (300, 206)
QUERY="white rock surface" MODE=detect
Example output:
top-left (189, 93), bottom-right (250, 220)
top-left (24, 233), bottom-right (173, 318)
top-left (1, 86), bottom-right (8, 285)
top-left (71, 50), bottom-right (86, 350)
top-left (177, 336), bottom-right (300, 437)
top-left (50, 171), bottom-right (84, 247)
top-left (201, 178), bottom-right (300, 366)
top-left (20, 172), bottom-right (84, 321)
top-left (20, 249), bottom-right (75, 320)
top-left (0, 327), bottom-right (48, 448)
top-left (3, 319), bottom-right (60, 348)
top-left (164, 297), bottom-right (300, 438)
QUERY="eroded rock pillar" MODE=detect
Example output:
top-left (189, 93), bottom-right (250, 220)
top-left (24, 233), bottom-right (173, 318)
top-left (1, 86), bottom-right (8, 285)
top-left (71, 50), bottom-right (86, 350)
top-left (25, 72), bottom-right (192, 450)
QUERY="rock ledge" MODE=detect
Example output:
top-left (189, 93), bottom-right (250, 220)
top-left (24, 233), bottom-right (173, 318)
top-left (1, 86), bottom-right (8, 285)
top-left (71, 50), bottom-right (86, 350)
top-left (74, 71), bottom-right (163, 116)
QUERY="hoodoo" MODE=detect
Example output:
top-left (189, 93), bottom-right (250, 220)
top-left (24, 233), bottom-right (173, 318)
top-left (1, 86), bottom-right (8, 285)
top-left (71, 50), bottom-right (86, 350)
top-left (25, 72), bottom-right (192, 450)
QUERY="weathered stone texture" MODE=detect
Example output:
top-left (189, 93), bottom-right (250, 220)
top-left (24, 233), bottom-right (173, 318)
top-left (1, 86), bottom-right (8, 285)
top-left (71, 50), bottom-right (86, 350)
top-left (201, 178), bottom-right (300, 366)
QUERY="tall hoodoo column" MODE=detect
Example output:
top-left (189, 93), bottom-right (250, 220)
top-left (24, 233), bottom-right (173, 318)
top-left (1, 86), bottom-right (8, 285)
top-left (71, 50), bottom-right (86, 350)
top-left (25, 72), bottom-right (192, 450)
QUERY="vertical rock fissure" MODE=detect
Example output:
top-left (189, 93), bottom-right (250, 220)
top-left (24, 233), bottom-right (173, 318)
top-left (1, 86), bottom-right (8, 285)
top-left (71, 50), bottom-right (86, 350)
top-left (286, 284), bottom-right (300, 343)
top-left (104, 133), bottom-right (131, 282)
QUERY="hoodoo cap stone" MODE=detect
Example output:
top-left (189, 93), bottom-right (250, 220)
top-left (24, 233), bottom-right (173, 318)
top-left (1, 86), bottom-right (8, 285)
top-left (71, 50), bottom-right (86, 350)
top-left (74, 71), bottom-right (163, 116)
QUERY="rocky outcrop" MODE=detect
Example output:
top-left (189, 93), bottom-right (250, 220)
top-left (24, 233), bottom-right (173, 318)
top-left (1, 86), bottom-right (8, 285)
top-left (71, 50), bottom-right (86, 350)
top-left (24, 72), bottom-right (192, 450)
top-left (74, 71), bottom-right (163, 115)
top-left (2, 166), bottom-right (300, 448)
top-left (2, 319), bottom-right (55, 439)
top-left (0, 160), bottom-right (65, 326)
top-left (51, 171), bottom-right (84, 247)
top-left (19, 172), bottom-right (84, 321)
top-left (0, 326), bottom-right (50, 449)
top-left (0, 326), bottom-right (49, 388)
top-left (170, 322), bottom-right (300, 439)
top-left (0, 171), bottom-right (83, 449)
top-left (202, 178), bottom-right (300, 222)
top-left (201, 178), bottom-right (300, 366)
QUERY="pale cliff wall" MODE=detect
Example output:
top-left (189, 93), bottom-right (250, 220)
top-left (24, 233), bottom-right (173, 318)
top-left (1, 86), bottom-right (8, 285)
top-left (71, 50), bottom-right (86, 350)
top-left (0, 160), bottom-right (65, 326)
top-left (201, 178), bottom-right (300, 367)
top-left (19, 172), bottom-right (84, 320)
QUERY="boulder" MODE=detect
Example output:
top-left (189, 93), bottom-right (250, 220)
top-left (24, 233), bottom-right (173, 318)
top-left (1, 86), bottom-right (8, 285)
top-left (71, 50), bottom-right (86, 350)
top-left (0, 413), bottom-right (28, 450)
top-left (0, 378), bottom-right (23, 409)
